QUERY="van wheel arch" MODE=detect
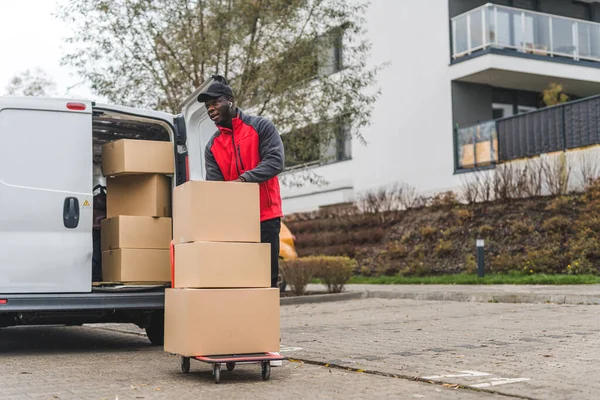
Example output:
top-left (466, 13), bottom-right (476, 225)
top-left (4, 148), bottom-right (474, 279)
top-left (145, 310), bottom-right (164, 346)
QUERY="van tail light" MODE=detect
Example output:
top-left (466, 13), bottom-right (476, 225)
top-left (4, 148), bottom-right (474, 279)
top-left (0, 299), bottom-right (7, 305)
top-left (185, 155), bottom-right (190, 182)
top-left (66, 102), bottom-right (86, 111)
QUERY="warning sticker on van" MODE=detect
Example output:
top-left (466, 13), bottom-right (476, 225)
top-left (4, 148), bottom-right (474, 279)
top-left (83, 200), bottom-right (91, 207)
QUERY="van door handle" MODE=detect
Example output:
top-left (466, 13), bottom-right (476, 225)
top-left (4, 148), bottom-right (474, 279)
top-left (63, 197), bottom-right (80, 229)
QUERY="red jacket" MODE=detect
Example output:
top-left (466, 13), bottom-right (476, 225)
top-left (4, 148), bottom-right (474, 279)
top-left (205, 109), bottom-right (284, 222)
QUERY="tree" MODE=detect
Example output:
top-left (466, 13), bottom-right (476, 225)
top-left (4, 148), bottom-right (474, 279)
top-left (5, 68), bottom-right (57, 97)
top-left (58, 0), bottom-right (382, 173)
top-left (542, 82), bottom-right (569, 107)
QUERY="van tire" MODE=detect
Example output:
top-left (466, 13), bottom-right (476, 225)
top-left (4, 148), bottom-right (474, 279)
top-left (145, 311), bottom-right (164, 346)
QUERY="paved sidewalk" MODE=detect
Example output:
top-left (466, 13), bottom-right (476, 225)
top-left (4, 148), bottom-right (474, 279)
top-left (281, 297), bottom-right (600, 400)
top-left (0, 325), bottom-right (505, 400)
top-left (303, 284), bottom-right (600, 305)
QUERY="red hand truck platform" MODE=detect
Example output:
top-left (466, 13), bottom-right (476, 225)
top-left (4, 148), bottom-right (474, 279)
top-left (179, 353), bottom-right (285, 383)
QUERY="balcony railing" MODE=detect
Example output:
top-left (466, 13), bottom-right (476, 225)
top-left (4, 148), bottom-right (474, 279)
top-left (452, 3), bottom-right (600, 63)
top-left (455, 94), bottom-right (600, 171)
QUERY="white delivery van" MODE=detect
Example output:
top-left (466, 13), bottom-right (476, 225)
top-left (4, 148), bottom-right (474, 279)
top-left (0, 79), bottom-right (217, 344)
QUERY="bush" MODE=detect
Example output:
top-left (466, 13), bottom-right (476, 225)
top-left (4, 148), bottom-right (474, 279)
top-left (583, 178), bottom-right (600, 202)
top-left (360, 266), bottom-right (372, 277)
top-left (464, 253), bottom-right (477, 274)
top-left (567, 228), bottom-right (600, 261)
top-left (441, 226), bottom-right (461, 237)
top-left (386, 241), bottom-right (409, 259)
top-left (577, 215), bottom-right (600, 232)
top-left (420, 225), bottom-right (437, 239)
top-left (400, 231), bottom-right (418, 244)
top-left (430, 191), bottom-right (459, 208)
top-left (545, 196), bottom-right (572, 212)
top-left (434, 239), bottom-right (453, 256)
top-left (476, 225), bottom-right (495, 236)
top-left (399, 258), bottom-right (431, 276)
top-left (280, 259), bottom-right (318, 296)
top-left (511, 220), bottom-right (534, 235)
top-left (374, 253), bottom-right (401, 276)
top-left (453, 209), bottom-right (473, 223)
top-left (410, 243), bottom-right (426, 259)
top-left (491, 253), bottom-right (525, 273)
top-left (309, 256), bottom-right (357, 293)
top-left (541, 216), bottom-right (571, 233)
top-left (523, 248), bottom-right (565, 274)
top-left (566, 258), bottom-right (598, 275)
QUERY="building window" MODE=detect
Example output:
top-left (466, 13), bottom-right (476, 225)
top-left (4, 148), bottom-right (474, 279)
top-left (318, 28), bottom-right (344, 77)
top-left (455, 120), bottom-right (498, 171)
top-left (282, 121), bottom-right (351, 169)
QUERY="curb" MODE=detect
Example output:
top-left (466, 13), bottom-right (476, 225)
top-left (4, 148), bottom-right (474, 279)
top-left (280, 291), bottom-right (365, 306)
top-left (280, 290), bottom-right (600, 306)
top-left (364, 290), bottom-right (600, 305)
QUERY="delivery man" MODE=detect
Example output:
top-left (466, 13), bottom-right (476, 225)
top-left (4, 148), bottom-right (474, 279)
top-left (198, 75), bottom-right (285, 289)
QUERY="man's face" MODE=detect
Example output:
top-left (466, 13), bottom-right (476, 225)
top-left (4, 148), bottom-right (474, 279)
top-left (205, 96), bottom-right (231, 126)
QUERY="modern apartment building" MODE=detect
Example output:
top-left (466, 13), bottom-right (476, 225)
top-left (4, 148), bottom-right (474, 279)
top-left (280, 0), bottom-right (600, 214)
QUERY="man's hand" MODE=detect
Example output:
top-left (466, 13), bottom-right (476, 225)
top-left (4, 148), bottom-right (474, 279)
top-left (232, 178), bottom-right (243, 182)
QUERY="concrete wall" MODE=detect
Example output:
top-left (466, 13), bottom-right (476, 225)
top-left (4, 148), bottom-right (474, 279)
top-left (452, 82), bottom-right (493, 128)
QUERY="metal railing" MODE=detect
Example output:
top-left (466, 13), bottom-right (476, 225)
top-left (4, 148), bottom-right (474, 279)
top-left (452, 3), bottom-right (600, 63)
top-left (455, 94), bottom-right (600, 170)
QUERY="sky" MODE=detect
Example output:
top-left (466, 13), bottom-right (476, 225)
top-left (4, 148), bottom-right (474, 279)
top-left (0, 0), bottom-right (98, 100)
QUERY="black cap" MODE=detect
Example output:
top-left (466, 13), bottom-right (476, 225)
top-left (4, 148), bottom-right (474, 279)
top-left (197, 75), bottom-right (234, 102)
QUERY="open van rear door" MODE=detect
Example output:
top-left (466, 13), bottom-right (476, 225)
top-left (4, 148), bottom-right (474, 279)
top-left (0, 98), bottom-right (93, 293)
top-left (178, 78), bottom-right (217, 181)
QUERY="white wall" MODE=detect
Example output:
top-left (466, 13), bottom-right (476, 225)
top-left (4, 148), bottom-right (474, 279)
top-left (282, 0), bottom-right (460, 214)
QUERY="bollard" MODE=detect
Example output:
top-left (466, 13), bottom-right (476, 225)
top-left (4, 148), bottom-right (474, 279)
top-left (476, 239), bottom-right (485, 278)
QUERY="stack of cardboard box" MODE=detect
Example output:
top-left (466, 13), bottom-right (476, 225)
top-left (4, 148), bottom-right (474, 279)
top-left (164, 180), bottom-right (280, 357)
top-left (100, 139), bottom-right (174, 283)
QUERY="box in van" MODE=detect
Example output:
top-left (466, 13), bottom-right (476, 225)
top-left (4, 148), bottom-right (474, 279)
top-left (106, 174), bottom-right (172, 218)
top-left (101, 216), bottom-right (172, 251)
top-left (102, 139), bottom-right (174, 176)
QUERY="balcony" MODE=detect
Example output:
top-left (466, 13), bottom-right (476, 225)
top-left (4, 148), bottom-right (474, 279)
top-left (455, 94), bottom-right (600, 171)
top-left (452, 3), bottom-right (600, 65)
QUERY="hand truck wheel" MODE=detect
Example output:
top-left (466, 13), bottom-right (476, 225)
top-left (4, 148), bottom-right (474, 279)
top-left (261, 361), bottom-right (271, 381)
top-left (226, 362), bottom-right (235, 371)
top-left (181, 357), bottom-right (190, 373)
top-left (213, 363), bottom-right (221, 384)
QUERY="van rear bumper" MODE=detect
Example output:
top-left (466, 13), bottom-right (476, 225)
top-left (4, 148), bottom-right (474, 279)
top-left (0, 289), bottom-right (165, 312)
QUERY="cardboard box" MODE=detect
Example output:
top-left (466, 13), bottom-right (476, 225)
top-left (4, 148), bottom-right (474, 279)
top-left (173, 180), bottom-right (260, 243)
top-left (101, 216), bottom-right (172, 251)
top-left (102, 249), bottom-right (170, 282)
top-left (107, 174), bottom-right (171, 218)
top-left (174, 242), bottom-right (270, 288)
top-left (164, 288), bottom-right (280, 356)
top-left (102, 139), bottom-right (174, 176)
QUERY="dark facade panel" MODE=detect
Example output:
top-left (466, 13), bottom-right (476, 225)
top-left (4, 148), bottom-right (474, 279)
top-left (452, 81), bottom-right (493, 128)
top-left (498, 107), bottom-right (564, 160)
top-left (565, 97), bottom-right (600, 148)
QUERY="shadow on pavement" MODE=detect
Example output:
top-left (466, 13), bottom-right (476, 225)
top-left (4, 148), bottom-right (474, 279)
top-left (0, 325), bottom-right (153, 355)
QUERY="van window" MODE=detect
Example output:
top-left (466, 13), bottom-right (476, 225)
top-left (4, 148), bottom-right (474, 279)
top-left (0, 109), bottom-right (91, 193)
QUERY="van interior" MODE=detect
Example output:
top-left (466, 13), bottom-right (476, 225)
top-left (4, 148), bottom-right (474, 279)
top-left (91, 108), bottom-right (174, 287)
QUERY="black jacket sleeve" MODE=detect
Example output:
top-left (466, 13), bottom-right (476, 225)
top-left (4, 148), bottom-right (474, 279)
top-left (240, 118), bottom-right (285, 183)
top-left (205, 144), bottom-right (225, 181)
